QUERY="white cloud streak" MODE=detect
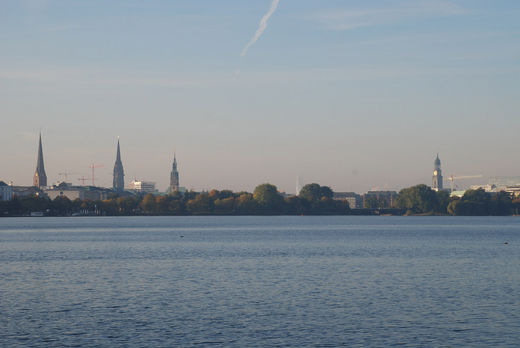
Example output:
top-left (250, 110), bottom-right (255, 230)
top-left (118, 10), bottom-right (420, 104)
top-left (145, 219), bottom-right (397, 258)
top-left (241, 0), bottom-right (280, 57)
top-left (311, 1), bottom-right (466, 31)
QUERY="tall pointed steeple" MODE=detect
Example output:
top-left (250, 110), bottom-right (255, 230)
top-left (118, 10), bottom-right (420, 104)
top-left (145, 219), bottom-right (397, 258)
top-left (169, 153), bottom-right (179, 193)
top-left (113, 138), bottom-right (125, 192)
top-left (33, 132), bottom-right (47, 188)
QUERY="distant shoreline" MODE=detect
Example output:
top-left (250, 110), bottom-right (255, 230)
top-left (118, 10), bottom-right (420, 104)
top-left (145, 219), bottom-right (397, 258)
top-left (2, 184), bottom-right (519, 217)
top-left (4, 212), bottom-right (520, 218)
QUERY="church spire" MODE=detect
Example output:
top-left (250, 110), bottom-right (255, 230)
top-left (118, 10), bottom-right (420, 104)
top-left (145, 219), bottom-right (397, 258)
top-left (33, 132), bottom-right (47, 188)
top-left (113, 138), bottom-right (125, 192)
top-left (116, 138), bottom-right (122, 162)
top-left (169, 152), bottom-right (179, 193)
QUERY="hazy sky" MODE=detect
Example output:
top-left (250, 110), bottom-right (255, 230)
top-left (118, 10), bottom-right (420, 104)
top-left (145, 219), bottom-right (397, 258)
top-left (1, 0), bottom-right (519, 193)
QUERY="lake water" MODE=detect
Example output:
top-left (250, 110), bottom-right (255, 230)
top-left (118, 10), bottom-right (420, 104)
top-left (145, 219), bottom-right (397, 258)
top-left (1, 216), bottom-right (519, 347)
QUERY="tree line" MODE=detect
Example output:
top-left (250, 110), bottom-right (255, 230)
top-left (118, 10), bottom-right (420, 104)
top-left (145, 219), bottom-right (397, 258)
top-left (1, 183), bottom-right (519, 217)
top-left (396, 184), bottom-right (520, 216)
top-left (0, 183), bottom-right (348, 217)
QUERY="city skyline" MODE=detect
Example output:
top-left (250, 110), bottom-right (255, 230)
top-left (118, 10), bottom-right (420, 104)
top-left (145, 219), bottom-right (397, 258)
top-left (7, 132), bottom-right (498, 194)
top-left (1, 0), bottom-right (519, 192)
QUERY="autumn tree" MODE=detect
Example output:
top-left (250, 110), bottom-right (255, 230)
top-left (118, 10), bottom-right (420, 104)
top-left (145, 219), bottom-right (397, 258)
top-left (186, 193), bottom-right (214, 215)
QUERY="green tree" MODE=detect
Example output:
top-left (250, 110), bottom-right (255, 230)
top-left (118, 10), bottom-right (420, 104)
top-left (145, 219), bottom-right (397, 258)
top-left (299, 183), bottom-right (333, 202)
top-left (100, 199), bottom-right (118, 215)
top-left (451, 189), bottom-right (513, 216)
top-left (214, 197), bottom-right (236, 215)
top-left (490, 191), bottom-right (513, 216)
top-left (317, 197), bottom-right (349, 215)
top-left (447, 198), bottom-right (460, 215)
top-left (72, 198), bottom-right (83, 213)
top-left (513, 197), bottom-right (520, 215)
top-left (51, 196), bottom-right (73, 216)
top-left (455, 189), bottom-right (490, 215)
top-left (168, 190), bottom-right (184, 200)
top-left (168, 199), bottom-right (184, 215)
top-left (20, 195), bottom-right (50, 214)
top-left (235, 193), bottom-right (261, 215)
top-left (253, 184), bottom-right (284, 213)
top-left (117, 196), bottom-right (140, 215)
top-left (155, 196), bottom-right (170, 214)
top-left (298, 183), bottom-right (338, 214)
top-left (436, 190), bottom-right (451, 214)
top-left (396, 184), bottom-right (438, 214)
top-left (284, 196), bottom-right (308, 215)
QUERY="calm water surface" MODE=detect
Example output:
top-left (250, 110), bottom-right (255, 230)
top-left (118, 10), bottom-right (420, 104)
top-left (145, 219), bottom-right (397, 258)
top-left (1, 216), bottom-right (519, 347)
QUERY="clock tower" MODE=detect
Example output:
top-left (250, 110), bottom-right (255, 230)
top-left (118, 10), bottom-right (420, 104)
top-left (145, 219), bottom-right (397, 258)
top-left (432, 154), bottom-right (443, 191)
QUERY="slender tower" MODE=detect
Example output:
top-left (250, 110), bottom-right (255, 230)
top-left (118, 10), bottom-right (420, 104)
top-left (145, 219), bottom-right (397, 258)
top-left (296, 176), bottom-right (302, 196)
top-left (432, 154), bottom-right (443, 191)
top-left (169, 154), bottom-right (179, 193)
top-left (113, 138), bottom-right (125, 192)
top-left (33, 132), bottom-right (47, 188)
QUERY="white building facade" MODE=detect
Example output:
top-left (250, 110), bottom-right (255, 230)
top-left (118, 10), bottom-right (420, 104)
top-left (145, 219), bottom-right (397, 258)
top-left (129, 180), bottom-right (157, 193)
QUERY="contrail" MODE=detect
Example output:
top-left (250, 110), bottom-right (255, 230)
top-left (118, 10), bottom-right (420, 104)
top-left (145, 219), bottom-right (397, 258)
top-left (241, 0), bottom-right (280, 57)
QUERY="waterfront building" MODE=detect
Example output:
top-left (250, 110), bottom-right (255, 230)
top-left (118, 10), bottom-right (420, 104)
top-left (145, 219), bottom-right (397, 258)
top-left (113, 138), bottom-right (125, 192)
top-left (169, 154), bottom-right (179, 193)
top-left (11, 186), bottom-right (42, 198)
top-left (129, 180), bottom-right (157, 193)
top-left (333, 192), bottom-right (362, 209)
top-left (0, 181), bottom-right (13, 201)
top-left (432, 154), bottom-right (443, 191)
top-left (470, 184), bottom-right (496, 192)
top-left (33, 133), bottom-right (47, 188)
top-left (363, 191), bottom-right (398, 209)
top-left (45, 183), bottom-right (110, 201)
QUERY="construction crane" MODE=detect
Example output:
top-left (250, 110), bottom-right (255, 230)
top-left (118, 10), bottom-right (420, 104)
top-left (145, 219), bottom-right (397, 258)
top-left (58, 172), bottom-right (79, 182)
top-left (77, 176), bottom-right (91, 186)
top-left (448, 174), bottom-right (483, 192)
top-left (88, 163), bottom-right (104, 187)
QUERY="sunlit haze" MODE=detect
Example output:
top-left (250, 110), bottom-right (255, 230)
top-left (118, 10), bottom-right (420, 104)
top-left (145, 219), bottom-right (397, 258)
top-left (1, 0), bottom-right (519, 193)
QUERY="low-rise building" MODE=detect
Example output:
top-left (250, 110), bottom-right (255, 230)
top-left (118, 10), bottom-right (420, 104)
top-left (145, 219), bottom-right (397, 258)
top-left (128, 180), bottom-right (157, 193)
top-left (11, 185), bottom-right (41, 198)
top-left (44, 183), bottom-right (110, 201)
top-left (0, 181), bottom-right (13, 201)
top-left (363, 191), bottom-right (398, 208)
top-left (450, 190), bottom-right (466, 198)
top-left (502, 186), bottom-right (520, 197)
top-left (333, 192), bottom-right (362, 209)
top-left (469, 184), bottom-right (520, 198)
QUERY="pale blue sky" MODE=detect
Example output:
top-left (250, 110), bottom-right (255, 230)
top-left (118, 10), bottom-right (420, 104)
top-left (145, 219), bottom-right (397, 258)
top-left (1, 0), bottom-right (519, 193)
